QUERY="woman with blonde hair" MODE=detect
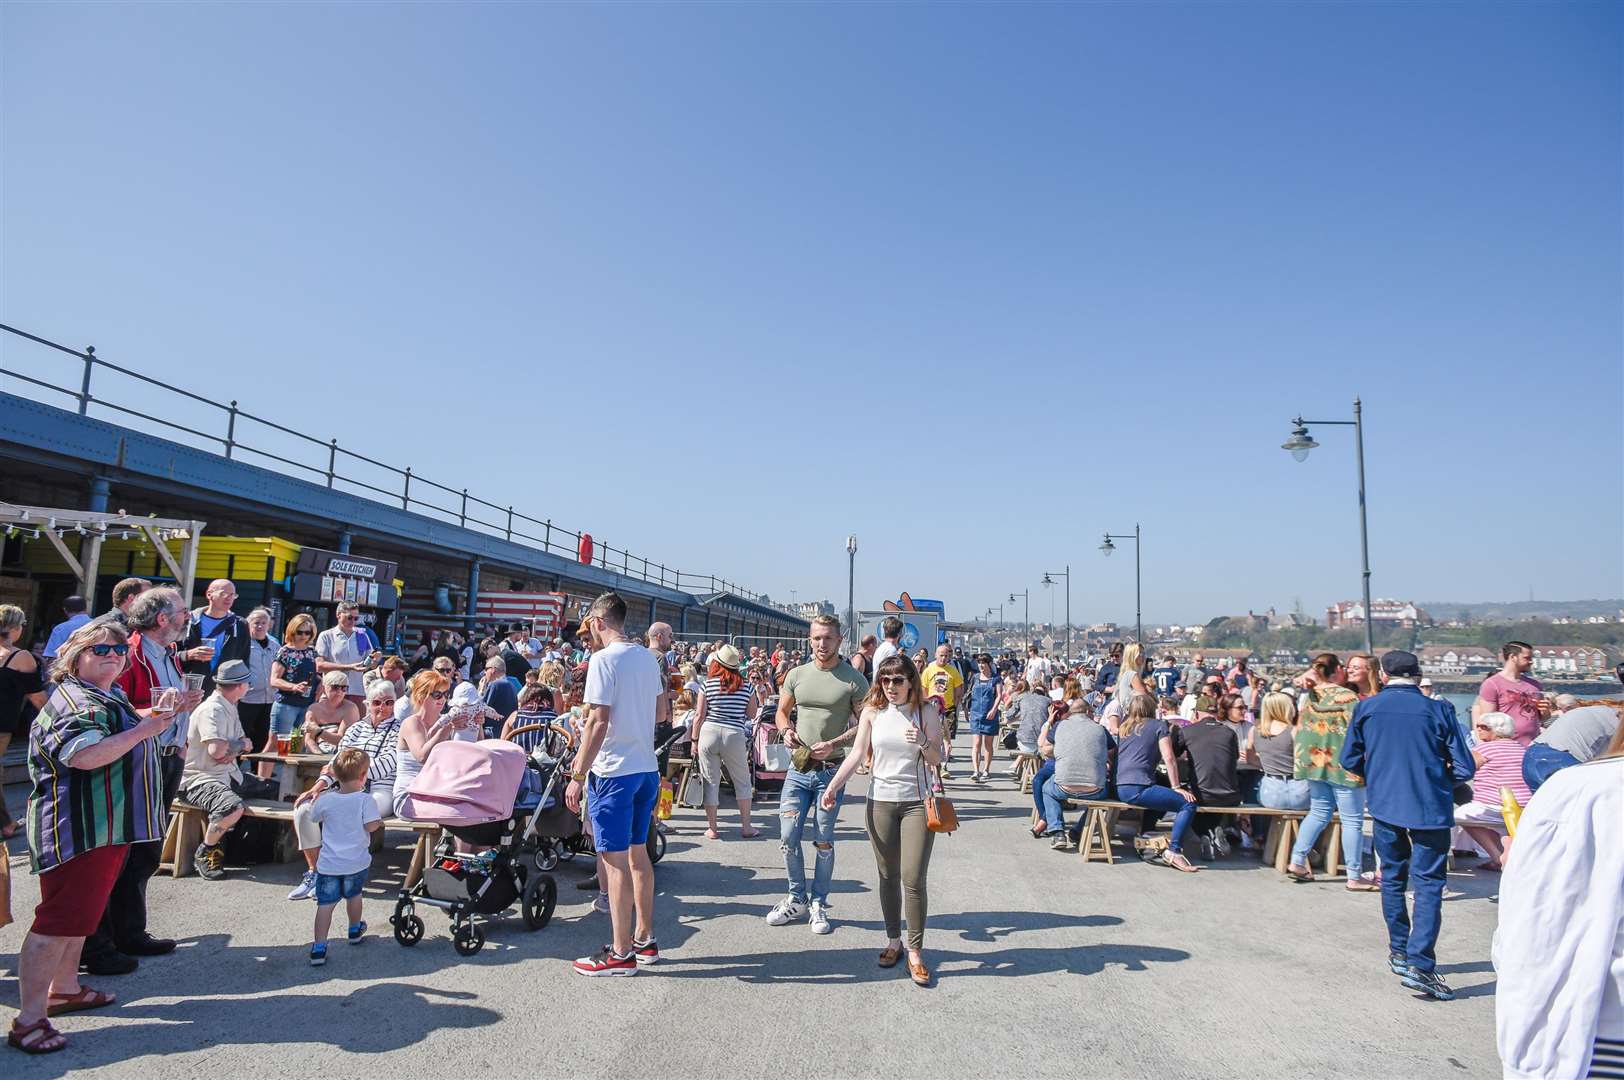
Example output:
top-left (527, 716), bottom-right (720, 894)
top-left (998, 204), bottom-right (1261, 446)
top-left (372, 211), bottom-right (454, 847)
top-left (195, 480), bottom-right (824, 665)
top-left (821, 653), bottom-right (946, 986)
top-left (1345, 653), bottom-right (1380, 700)
top-left (1254, 691), bottom-right (1310, 810)
top-left (302, 670), bottom-right (359, 752)
top-left (691, 645), bottom-right (759, 840)
top-left (1113, 691), bottom-right (1200, 872)
top-left (1114, 643), bottom-right (1148, 703)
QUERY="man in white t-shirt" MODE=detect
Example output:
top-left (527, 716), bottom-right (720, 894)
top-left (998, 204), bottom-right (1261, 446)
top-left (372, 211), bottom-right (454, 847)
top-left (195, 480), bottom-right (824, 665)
top-left (1024, 644), bottom-right (1054, 688)
top-left (564, 591), bottom-right (667, 977)
top-left (873, 616), bottom-right (904, 674)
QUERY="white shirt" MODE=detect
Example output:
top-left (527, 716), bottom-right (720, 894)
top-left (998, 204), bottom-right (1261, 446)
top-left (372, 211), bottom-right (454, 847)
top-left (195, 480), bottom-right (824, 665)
top-left (309, 788), bottom-right (381, 876)
top-left (868, 703), bottom-right (928, 802)
top-left (873, 640), bottom-right (901, 674)
top-left (315, 626), bottom-right (367, 696)
top-left (1025, 657), bottom-right (1053, 686)
top-left (583, 640), bottom-right (661, 778)
top-left (1493, 756), bottom-right (1624, 1078)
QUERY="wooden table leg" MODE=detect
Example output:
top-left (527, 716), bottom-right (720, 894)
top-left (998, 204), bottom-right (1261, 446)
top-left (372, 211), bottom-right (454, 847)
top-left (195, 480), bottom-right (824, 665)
top-left (404, 828), bottom-right (438, 889)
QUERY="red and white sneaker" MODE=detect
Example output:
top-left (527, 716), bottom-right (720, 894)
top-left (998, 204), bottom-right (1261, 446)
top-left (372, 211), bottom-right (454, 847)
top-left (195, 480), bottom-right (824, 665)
top-left (572, 946), bottom-right (637, 977)
top-left (631, 937), bottom-right (660, 966)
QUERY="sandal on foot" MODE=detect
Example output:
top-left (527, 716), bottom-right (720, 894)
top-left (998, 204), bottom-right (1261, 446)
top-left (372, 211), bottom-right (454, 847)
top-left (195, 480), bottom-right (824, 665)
top-left (740, 828), bottom-right (763, 839)
top-left (47, 986), bottom-right (117, 1016)
top-left (877, 944), bottom-right (902, 968)
top-left (704, 829), bottom-right (721, 840)
top-left (1030, 822), bottom-right (1048, 839)
top-left (1285, 863), bottom-right (1314, 883)
top-left (1345, 878), bottom-right (1381, 892)
top-left (1161, 850), bottom-right (1200, 873)
top-left (8, 1018), bottom-right (67, 1055)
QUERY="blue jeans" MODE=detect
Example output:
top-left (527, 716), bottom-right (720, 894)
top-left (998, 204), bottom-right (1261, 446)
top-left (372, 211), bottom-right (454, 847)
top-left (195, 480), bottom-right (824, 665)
top-left (780, 767), bottom-right (845, 905)
top-left (1521, 743), bottom-right (1578, 792)
top-left (1116, 783), bottom-right (1198, 853)
top-left (1371, 820), bottom-right (1450, 973)
top-left (1030, 759), bottom-right (1056, 820)
top-left (1040, 777), bottom-right (1101, 836)
top-left (1290, 780), bottom-right (1365, 875)
top-left (1258, 775), bottom-right (1311, 811)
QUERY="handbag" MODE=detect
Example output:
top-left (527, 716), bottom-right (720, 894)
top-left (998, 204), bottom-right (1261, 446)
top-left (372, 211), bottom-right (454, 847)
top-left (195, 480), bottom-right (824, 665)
top-left (910, 708), bottom-right (958, 834)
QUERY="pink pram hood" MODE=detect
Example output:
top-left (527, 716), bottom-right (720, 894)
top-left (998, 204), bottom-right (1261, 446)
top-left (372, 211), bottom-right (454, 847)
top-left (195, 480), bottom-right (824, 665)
top-left (399, 738), bottom-right (526, 826)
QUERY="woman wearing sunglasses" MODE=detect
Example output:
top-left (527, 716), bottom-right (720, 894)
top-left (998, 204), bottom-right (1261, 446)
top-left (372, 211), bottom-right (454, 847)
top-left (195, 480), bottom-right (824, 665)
top-left (388, 670), bottom-right (454, 818)
top-left (821, 654), bottom-right (946, 987)
top-left (12, 621), bottom-right (179, 1055)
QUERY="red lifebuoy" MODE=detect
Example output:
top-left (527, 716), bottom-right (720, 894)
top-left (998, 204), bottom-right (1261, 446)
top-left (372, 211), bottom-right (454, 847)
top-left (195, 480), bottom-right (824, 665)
top-left (578, 533), bottom-right (594, 565)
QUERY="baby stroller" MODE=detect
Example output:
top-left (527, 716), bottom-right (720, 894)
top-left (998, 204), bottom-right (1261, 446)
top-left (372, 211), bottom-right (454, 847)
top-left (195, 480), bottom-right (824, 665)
top-left (389, 739), bottom-right (558, 956)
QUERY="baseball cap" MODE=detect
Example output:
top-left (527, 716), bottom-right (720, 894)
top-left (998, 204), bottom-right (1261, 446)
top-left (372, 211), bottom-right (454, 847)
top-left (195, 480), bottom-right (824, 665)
top-left (1380, 650), bottom-right (1423, 678)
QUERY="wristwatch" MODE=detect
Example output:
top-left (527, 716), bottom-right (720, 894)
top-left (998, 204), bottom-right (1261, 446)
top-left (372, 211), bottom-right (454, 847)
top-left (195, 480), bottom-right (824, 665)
top-left (570, 771), bottom-right (587, 783)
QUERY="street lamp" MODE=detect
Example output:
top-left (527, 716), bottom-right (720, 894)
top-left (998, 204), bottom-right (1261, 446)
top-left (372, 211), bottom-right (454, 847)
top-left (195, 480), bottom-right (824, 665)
top-left (845, 535), bottom-right (858, 645)
top-left (1042, 566), bottom-right (1071, 661)
top-left (1099, 524), bottom-right (1142, 645)
top-left (1009, 589), bottom-right (1029, 646)
top-left (1281, 398), bottom-right (1373, 655)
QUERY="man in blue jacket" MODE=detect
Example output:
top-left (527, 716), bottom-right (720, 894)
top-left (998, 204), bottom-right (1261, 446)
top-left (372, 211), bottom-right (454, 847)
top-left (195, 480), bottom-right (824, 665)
top-left (1341, 649), bottom-right (1475, 1002)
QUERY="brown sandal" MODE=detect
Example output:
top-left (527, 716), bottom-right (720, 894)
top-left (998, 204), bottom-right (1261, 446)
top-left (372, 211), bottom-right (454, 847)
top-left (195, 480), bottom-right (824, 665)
top-left (48, 986), bottom-right (117, 1016)
top-left (908, 954), bottom-right (932, 987)
top-left (877, 944), bottom-right (902, 968)
top-left (8, 1018), bottom-right (67, 1055)
top-left (1285, 863), bottom-right (1314, 883)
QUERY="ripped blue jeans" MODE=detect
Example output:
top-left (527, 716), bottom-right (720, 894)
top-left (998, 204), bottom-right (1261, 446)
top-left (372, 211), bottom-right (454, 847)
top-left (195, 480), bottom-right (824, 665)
top-left (780, 765), bottom-right (845, 905)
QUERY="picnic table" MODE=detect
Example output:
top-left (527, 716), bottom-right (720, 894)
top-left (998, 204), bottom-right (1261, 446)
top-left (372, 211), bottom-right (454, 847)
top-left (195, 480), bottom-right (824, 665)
top-left (243, 751), bottom-right (333, 797)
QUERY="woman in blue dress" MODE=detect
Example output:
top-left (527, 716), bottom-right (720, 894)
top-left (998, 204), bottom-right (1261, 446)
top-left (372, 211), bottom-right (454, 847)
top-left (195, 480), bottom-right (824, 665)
top-left (966, 654), bottom-right (1003, 782)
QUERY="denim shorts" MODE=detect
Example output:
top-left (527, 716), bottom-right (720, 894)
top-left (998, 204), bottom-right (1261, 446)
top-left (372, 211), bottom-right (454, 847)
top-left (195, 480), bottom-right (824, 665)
top-left (314, 868), bottom-right (368, 905)
top-left (586, 771), bottom-right (660, 854)
top-left (270, 701), bottom-right (309, 736)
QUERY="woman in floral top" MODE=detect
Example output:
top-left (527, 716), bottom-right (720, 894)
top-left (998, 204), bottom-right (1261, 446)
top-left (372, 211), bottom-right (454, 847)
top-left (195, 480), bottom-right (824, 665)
top-left (264, 613), bottom-right (318, 772)
top-left (1286, 652), bottom-right (1376, 890)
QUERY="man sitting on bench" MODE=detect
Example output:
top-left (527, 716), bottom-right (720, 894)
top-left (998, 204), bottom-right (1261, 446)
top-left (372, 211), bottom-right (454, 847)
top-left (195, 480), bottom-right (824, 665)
top-left (179, 660), bottom-right (280, 881)
top-left (1037, 700), bottom-right (1112, 851)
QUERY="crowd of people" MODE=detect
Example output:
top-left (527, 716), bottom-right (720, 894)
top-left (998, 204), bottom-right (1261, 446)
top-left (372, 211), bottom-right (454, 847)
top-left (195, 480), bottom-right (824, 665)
top-left (2, 590), bottom-right (1621, 1065)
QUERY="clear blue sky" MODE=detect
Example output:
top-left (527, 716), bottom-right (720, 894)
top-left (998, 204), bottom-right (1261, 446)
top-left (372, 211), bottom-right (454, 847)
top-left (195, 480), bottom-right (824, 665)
top-left (4, 3), bottom-right (1620, 626)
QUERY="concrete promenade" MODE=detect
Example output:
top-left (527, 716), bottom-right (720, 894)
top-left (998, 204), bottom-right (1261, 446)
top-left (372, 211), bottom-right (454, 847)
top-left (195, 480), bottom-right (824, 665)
top-left (0, 738), bottom-right (1503, 1079)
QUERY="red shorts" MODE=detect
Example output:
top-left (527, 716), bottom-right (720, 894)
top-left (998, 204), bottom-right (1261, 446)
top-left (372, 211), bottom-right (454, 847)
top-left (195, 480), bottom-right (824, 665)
top-left (32, 844), bottom-right (129, 937)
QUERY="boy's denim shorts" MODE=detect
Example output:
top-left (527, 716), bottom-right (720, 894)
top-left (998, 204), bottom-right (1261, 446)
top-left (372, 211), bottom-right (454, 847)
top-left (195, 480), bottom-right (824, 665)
top-left (314, 868), bottom-right (369, 906)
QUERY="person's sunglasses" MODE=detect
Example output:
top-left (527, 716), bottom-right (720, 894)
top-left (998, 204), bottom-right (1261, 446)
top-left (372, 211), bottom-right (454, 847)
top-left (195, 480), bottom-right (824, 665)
top-left (880, 676), bottom-right (909, 687)
top-left (429, 690), bottom-right (449, 700)
top-left (89, 643), bottom-right (131, 657)
top-left (372, 697), bottom-right (396, 706)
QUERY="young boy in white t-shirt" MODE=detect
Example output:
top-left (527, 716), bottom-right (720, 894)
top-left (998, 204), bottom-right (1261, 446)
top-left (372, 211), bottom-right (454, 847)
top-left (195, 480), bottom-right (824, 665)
top-left (308, 747), bottom-right (382, 966)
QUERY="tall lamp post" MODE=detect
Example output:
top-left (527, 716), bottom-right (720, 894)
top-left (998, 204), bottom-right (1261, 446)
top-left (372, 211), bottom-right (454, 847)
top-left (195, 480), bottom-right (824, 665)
top-left (1042, 567), bottom-right (1071, 661)
top-left (1281, 398), bottom-right (1374, 655)
top-left (1099, 524), bottom-right (1142, 645)
top-left (1009, 589), bottom-right (1029, 646)
top-left (845, 535), bottom-right (858, 645)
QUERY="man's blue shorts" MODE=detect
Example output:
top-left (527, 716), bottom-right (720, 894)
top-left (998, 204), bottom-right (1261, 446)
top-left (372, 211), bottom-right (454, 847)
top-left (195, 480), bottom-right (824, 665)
top-left (587, 771), bottom-right (660, 854)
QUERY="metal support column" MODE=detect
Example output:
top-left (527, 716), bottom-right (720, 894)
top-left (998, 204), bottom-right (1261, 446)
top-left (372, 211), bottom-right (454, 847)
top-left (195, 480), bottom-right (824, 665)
top-left (465, 558), bottom-right (481, 635)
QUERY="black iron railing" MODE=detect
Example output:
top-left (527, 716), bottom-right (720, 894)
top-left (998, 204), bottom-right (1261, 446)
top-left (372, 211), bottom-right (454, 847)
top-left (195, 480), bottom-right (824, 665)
top-left (0, 322), bottom-right (782, 608)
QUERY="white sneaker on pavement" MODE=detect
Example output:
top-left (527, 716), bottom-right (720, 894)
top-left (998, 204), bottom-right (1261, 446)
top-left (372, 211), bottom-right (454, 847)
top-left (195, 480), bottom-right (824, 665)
top-left (287, 870), bottom-right (317, 901)
top-left (808, 900), bottom-right (832, 935)
top-left (766, 897), bottom-right (807, 926)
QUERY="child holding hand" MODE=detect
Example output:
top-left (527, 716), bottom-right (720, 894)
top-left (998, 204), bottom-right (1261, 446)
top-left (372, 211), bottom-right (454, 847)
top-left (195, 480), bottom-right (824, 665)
top-left (308, 748), bottom-right (382, 966)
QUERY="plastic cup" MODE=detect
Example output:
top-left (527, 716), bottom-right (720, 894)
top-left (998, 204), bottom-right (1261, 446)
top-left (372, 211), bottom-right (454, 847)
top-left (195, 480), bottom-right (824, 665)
top-left (183, 674), bottom-right (205, 693)
top-left (276, 734), bottom-right (290, 755)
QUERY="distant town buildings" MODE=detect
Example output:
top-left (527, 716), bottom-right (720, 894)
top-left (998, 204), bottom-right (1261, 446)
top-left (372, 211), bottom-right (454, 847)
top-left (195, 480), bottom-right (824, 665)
top-left (1529, 644), bottom-right (1613, 676)
top-left (795, 599), bottom-right (837, 620)
top-left (1325, 599), bottom-right (1431, 629)
top-left (1418, 646), bottom-right (1499, 676)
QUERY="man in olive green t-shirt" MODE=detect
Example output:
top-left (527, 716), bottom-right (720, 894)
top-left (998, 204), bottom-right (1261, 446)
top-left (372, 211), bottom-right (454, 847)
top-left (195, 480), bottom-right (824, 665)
top-left (767, 615), bottom-right (869, 935)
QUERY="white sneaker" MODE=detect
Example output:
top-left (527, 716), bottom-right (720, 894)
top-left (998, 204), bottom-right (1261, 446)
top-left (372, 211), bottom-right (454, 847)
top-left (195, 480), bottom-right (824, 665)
top-left (766, 897), bottom-right (807, 926)
top-left (287, 870), bottom-right (317, 901)
top-left (1214, 830), bottom-right (1232, 857)
top-left (808, 900), bottom-right (832, 935)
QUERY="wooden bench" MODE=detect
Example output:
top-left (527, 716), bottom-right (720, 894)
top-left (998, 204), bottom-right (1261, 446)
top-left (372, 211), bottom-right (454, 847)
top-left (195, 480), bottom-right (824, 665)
top-left (1063, 798), bottom-right (1342, 873)
top-left (1012, 752), bottom-right (1043, 793)
top-left (158, 799), bottom-right (442, 886)
top-left (667, 756), bottom-right (699, 809)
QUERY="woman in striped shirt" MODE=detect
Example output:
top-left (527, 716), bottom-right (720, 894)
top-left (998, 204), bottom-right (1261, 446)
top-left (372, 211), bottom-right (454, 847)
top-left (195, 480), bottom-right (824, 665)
top-left (691, 645), bottom-right (760, 840)
top-left (1454, 710), bottom-right (1530, 871)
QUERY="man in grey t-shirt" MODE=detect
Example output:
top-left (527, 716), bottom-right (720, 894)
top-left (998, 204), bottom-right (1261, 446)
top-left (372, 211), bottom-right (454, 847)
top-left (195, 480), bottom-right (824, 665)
top-left (1523, 704), bottom-right (1621, 792)
top-left (1040, 711), bottom-right (1112, 848)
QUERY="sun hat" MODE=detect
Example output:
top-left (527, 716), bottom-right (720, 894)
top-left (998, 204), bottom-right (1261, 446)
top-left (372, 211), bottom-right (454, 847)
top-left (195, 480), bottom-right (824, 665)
top-left (712, 644), bottom-right (743, 671)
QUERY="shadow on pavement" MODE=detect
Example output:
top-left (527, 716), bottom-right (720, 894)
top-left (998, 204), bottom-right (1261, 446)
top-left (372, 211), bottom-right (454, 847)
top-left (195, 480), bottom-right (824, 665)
top-left (7, 981), bottom-right (498, 1079)
top-left (655, 941), bottom-right (1190, 984)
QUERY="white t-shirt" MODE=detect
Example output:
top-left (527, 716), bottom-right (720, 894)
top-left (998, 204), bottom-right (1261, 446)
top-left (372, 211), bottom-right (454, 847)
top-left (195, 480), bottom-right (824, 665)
top-left (873, 640), bottom-right (901, 674)
top-left (309, 789), bottom-right (380, 876)
top-left (869, 704), bottom-right (927, 802)
top-left (1025, 657), bottom-right (1053, 686)
top-left (584, 640), bottom-right (661, 778)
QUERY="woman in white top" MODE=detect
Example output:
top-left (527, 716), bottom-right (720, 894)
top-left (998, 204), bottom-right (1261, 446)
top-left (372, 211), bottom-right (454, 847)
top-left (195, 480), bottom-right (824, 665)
top-left (823, 653), bottom-right (945, 988)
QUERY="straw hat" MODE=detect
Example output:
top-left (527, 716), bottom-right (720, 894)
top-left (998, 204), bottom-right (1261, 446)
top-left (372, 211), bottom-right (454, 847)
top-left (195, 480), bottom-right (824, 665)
top-left (712, 644), bottom-right (743, 671)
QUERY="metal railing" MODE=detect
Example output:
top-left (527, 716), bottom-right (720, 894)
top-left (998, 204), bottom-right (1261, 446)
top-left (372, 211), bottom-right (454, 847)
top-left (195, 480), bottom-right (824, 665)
top-left (0, 322), bottom-right (785, 609)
